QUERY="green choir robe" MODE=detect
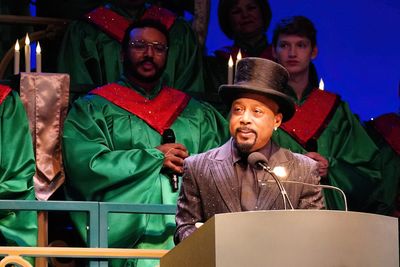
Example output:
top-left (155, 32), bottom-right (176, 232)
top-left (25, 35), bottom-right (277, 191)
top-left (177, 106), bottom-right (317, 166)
top-left (0, 89), bottom-right (37, 250)
top-left (364, 113), bottom-right (400, 215)
top-left (62, 78), bottom-right (229, 266)
top-left (271, 85), bottom-right (382, 211)
top-left (57, 3), bottom-right (205, 95)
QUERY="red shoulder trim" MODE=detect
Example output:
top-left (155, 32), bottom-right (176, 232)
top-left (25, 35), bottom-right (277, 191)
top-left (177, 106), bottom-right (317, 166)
top-left (141, 5), bottom-right (177, 30)
top-left (0, 85), bottom-right (12, 105)
top-left (371, 113), bottom-right (400, 155)
top-left (85, 5), bottom-right (176, 43)
top-left (90, 83), bottom-right (190, 134)
top-left (85, 6), bottom-right (132, 43)
top-left (280, 89), bottom-right (340, 150)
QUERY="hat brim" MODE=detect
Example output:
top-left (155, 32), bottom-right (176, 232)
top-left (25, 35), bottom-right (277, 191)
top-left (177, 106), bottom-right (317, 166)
top-left (219, 84), bottom-right (295, 122)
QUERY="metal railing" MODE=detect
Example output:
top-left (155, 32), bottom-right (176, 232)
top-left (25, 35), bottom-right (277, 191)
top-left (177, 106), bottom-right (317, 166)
top-left (0, 200), bottom-right (176, 267)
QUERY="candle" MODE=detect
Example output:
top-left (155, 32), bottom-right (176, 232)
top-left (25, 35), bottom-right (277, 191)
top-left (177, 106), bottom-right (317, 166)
top-left (24, 33), bottom-right (30, 73)
top-left (14, 40), bottom-right (20, 75)
top-left (236, 49), bottom-right (242, 71)
top-left (319, 78), bottom-right (324, 90)
top-left (228, 55), bottom-right (234, 85)
top-left (36, 42), bottom-right (42, 73)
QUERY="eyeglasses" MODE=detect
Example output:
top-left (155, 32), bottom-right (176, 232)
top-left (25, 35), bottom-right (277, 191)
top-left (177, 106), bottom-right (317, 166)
top-left (129, 40), bottom-right (168, 54)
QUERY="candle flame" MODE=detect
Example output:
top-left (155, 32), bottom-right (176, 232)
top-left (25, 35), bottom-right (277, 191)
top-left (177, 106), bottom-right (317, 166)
top-left (228, 55), bottom-right (233, 67)
top-left (237, 49), bottom-right (242, 62)
top-left (25, 33), bottom-right (30, 45)
top-left (319, 78), bottom-right (324, 90)
top-left (15, 40), bottom-right (20, 51)
top-left (36, 42), bottom-right (41, 54)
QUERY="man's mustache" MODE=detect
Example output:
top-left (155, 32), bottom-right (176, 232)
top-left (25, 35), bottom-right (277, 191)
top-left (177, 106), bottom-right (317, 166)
top-left (235, 127), bottom-right (257, 135)
top-left (139, 58), bottom-right (156, 67)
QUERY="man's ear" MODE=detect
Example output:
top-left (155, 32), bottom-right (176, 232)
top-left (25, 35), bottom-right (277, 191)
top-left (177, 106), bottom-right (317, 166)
top-left (274, 113), bottom-right (283, 128)
top-left (311, 45), bottom-right (318, 60)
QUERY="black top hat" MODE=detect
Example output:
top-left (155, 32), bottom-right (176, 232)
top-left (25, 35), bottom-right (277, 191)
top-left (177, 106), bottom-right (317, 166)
top-left (219, 57), bottom-right (295, 122)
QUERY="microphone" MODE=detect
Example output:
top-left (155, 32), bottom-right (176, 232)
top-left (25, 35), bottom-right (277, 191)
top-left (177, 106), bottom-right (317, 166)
top-left (276, 180), bottom-right (348, 211)
top-left (248, 152), bottom-right (294, 210)
top-left (162, 129), bottom-right (179, 192)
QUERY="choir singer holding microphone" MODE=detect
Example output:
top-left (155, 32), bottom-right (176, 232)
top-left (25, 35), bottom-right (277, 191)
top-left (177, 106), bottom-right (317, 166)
top-left (175, 57), bottom-right (326, 243)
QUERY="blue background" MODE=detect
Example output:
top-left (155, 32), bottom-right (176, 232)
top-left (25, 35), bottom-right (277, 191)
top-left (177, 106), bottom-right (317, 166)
top-left (205, 0), bottom-right (400, 121)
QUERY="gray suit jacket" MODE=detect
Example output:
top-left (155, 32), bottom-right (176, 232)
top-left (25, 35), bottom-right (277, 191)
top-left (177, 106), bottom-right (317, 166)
top-left (175, 138), bottom-right (324, 243)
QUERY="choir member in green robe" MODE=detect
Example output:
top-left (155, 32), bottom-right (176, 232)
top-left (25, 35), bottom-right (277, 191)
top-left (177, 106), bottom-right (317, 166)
top-left (62, 19), bottom-right (229, 267)
top-left (270, 16), bottom-right (382, 211)
top-left (364, 113), bottom-right (400, 215)
top-left (0, 85), bottom-right (37, 254)
top-left (57, 0), bottom-right (205, 96)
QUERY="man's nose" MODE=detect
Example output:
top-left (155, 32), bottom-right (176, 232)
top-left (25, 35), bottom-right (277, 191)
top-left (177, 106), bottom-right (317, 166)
top-left (240, 110), bottom-right (251, 124)
top-left (240, 10), bottom-right (248, 18)
top-left (144, 45), bottom-right (155, 56)
top-left (288, 46), bottom-right (296, 57)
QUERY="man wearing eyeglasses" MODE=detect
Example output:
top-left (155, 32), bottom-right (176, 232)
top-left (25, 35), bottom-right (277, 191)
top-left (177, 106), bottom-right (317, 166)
top-left (57, 0), bottom-right (205, 96)
top-left (62, 19), bottom-right (229, 267)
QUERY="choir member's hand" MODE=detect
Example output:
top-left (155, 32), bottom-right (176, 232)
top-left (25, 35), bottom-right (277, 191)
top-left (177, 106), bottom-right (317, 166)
top-left (305, 152), bottom-right (329, 177)
top-left (156, 143), bottom-right (189, 174)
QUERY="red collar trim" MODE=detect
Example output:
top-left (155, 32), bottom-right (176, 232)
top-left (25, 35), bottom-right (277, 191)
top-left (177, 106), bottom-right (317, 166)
top-left (140, 5), bottom-right (176, 30)
top-left (85, 6), bottom-right (132, 43)
top-left (0, 85), bottom-right (11, 105)
top-left (85, 5), bottom-right (176, 43)
top-left (90, 83), bottom-right (190, 134)
top-left (371, 113), bottom-right (400, 155)
top-left (280, 89), bottom-right (340, 150)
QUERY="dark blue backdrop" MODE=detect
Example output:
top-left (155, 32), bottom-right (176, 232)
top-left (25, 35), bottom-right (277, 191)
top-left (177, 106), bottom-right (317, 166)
top-left (206, 0), bottom-right (400, 121)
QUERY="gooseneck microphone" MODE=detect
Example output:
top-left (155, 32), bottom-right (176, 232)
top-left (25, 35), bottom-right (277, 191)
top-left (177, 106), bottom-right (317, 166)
top-left (277, 180), bottom-right (348, 211)
top-left (248, 152), bottom-right (294, 210)
top-left (162, 129), bottom-right (179, 192)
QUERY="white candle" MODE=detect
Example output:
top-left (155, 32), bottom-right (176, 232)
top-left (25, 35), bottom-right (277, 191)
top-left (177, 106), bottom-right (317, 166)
top-left (319, 78), bottom-right (324, 90)
top-left (14, 40), bottom-right (20, 75)
top-left (24, 33), bottom-right (31, 73)
top-left (36, 42), bottom-right (42, 73)
top-left (235, 49), bottom-right (242, 73)
top-left (228, 55), bottom-right (234, 85)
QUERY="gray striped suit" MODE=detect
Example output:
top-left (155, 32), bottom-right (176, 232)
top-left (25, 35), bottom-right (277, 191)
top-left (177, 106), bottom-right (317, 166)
top-left (175, 138), bottom-right (325, 243)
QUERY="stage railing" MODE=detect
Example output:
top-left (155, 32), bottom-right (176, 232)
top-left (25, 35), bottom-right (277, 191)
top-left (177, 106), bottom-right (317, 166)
top-left (0, 247), bottom-right (169, 267)
top-left (0, 200), bottom-right (176, 267)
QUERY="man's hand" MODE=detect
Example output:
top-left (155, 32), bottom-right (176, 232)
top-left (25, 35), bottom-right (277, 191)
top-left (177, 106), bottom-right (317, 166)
top-left (305, 152), bottom-right (329, 177)
top-left (156, 143), bottom-right (189, 174)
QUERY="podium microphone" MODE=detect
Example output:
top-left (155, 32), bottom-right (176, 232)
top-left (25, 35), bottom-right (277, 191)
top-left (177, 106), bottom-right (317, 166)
top-left (278, 180), bottom-right (348, 211)
top-left (162, 129), bottom-right (179, 192)
top-left (248, 152), bottom-right (294, 210)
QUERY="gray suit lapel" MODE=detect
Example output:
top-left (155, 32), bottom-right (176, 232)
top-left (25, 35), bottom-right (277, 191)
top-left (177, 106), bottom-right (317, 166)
top-left (210, 140), bottom-right (241, 212)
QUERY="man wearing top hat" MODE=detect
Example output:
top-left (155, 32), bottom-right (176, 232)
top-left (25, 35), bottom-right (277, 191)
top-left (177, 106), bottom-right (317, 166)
top-left (174, 57), bottom-right (325, 243)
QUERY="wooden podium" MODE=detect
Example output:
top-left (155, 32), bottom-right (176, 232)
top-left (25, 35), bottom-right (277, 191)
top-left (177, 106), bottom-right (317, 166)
top-left (161, 210), bottom-right (398, 267)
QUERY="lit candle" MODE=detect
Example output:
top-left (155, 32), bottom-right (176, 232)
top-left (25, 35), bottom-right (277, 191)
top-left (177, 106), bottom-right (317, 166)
top-left (319, 78), bottom-right (324, 90)
top-left (24, 33), bottom-right (30, 73)
top-left (228, 55), bottom-right (234, 85)
top-left (36, 42), bottom-right (42, 73)
top-left (235, 49), bottom-right (242, 72)
top-left (14, 40), bottom-right (20, 75)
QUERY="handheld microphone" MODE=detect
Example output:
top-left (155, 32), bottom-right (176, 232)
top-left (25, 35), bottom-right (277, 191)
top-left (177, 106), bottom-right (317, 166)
top-left (162, 129), bottom-right (179, 192)
top-left (248, 152), bottom-right (294, 210)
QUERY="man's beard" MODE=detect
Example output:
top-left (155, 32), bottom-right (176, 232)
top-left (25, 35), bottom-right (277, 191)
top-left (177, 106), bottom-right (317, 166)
top-left (123, 58), bottom-right (164, 83)
top-left (233, 128), bottom-right (257, 154)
